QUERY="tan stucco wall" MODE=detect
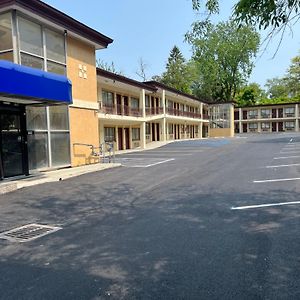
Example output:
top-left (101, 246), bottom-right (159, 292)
top-left (69, 108), bottom-right (100, 166)
top-left (209, 128), bottom-right (233, 138)
top-left (66, 36), bottom-right (99, 166)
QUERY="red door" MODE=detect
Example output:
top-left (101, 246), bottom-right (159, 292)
top-left (118, 128), bottom-right (123, 150)
top-left (278, 122), bottom-right (283, 132)
top-left (243, 123), bottom-right (247, 133)
top-left (117, 95), bottom-right (122, 115)
top-left (243, 111), bottom-right (247, 120)
top-left (278, 108), bottom-right (283, 118)
top-left (272, 122), bottom-right (277, 132)
top-left (124, 128), bottom-right (130, 149)
top-left (272, 109), bottom-right (277, 118)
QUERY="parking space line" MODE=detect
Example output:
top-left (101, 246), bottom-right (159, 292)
top-left (280, 151), bottom-right (300, 154)
top-left (266, 163), bottom-right (300, 168)
top-left (128, 158), bottom-right (175, 168)
top-left (273, 155), bottom-right (300, 159)
top-left (253, 177), bottom-right (300, 183)
top-left (231, 201), bottom-right (300, 210)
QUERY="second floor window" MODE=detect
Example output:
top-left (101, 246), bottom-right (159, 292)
top-left (131, 98), bottom-right (139, 109)
top-left (102, 91), bottom-right (114, 107)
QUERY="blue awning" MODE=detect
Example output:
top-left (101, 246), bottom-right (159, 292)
top-left (0, 60), bottom-right (72, 104)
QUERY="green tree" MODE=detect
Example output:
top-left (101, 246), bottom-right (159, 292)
top-left (236, 82), bottom-right (266, 106)
top-left (265, 77), bottom-right (289, 98)
top-left (285, 54), bottom-right (300, 97)
top-left (192, 0), bottom-right (300, 30)
top-left (188, 21), bottom-right (260, 102)
top-left (158, 46), bottom-right (194, 93)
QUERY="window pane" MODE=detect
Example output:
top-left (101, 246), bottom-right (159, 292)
top-left (28, 133), bottom-right (49, 170)
top-left (50, 132), bottom-right (70, 167)
top-left (26, 106), bottom-right (47, 130)
top-left (21, 53), bottom-right (44, 70)
top-left (104, 127), bottom-right (115, 142)
top-left (102, 91), bottom-right (114, 106)
top-left (45, 29), bottom-right (65, 63)
top-left (0, 12), bottom-right (13, 51)
top-left (49, 105), bottom-right (69, 130)
top-left (0, 51), bottom-right (13, 62)
top-left (47, 61), bottom-right (66, 75)
top-left (18, 17), bottom-right (42, 56)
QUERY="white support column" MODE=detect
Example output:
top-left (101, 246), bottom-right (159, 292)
top-left (140, 122), bottom-right (146, 149)
top-left (199, 122), bottom-right (203, 139)
top-left (140, 89), bottom-right (146, 118)
top-left (129, 125), bottom-right (133, 149)
top-left (162, 90), bottom-right (166, 115)
top-left (258, 122), bottom-right (261, 133)
top-left (295, 104), bottom-right (299, 131)
top-left (162, 118), bottom-right (167, 142)
top-left (239, 108), bottom-right (242, 133)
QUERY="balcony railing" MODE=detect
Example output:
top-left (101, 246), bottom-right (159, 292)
top-left (248, 115), bottom-right (258, 119)
top-left (260, 114), bottom-right (271, 119)
top-left (145, 107), bottom-right (164, 116)
top-left (100, 105), bottom-right (142, 117)
top-left (166, 108), bottom-right (202, 119)
top-left (285, 113), bottom-right (295, 117)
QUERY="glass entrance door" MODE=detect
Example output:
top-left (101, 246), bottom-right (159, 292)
top-left (0, 108), bottom-right (28, 179)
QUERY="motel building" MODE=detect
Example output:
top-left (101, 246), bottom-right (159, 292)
top-left (0, 0), bottom-right (234, 180)
top-left (234, 103), bottom-right (300, 133)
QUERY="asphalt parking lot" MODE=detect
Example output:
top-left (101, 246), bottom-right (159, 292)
top-left (1, 134), bottom-right (300, 299)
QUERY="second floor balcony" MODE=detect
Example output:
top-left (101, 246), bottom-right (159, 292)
top-left (146, 107), bottom-right (164, 116)
top-left (100, 104), bottom-right (142, 117)
top-left (166, 108), bottom-right (203, 119)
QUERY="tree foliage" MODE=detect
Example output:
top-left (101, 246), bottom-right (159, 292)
top-left (156, 46), bottom-right (195, 94)
top-left (236, 83), bottom-right (266, 106)
top-left (192, 0), bottom-right (300, 30)
top-left (188, 21), bottom-right (260, 102)
top-left (96, 59), bottom-right (123, 75)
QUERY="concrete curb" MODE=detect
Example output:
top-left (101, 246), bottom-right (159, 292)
top-left (0, 163), bottom-right (121, 195)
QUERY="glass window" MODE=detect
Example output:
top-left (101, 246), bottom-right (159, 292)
top-left (132, 128), bottom-right (140, 141)
top-left (285, 121), bottom-right (295, 128)
top-left (131, 98), bottom-right (139, 108)
top-left (18, 17), bottom-right (43, 56)
top-left (49, 105), bottom-right (69, 130)
top-left (21, 53), bottom-right (44, 70)
top-left (0, 12), bottom-right (13, 51)
top-left (0, 51), bottom-right (13, 62)
top-left (145, 95), bottom-right (150, 107)
top-left (249, 123), bottom-right (258, 129)
top-left (168, 123), bottom-right (173, 134)
top-left (47, 61), bottom-right (66, 75)
top-left (261, 122), bottom-right (270, 129)
top-left (50, 133), bottom-right (70, 167)
top-left (102, 91), bottom-right (114, 107)
top-left (45, 29), bottom-right (65, 63)
top-left (104, 127), bottom-right (115, 142)
top-left (26, 106), bottom-right (47, 130)
top-left (28, 133), bottom-right (48, 170)
top-left (146, 123), bottom-right (151, 135)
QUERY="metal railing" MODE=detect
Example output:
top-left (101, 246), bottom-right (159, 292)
top-left (166, 108), bottom-right (202, 119)
top-left (145, 107), bottom-right (164, 115)
top-left (100, 105), bottom-right (142, 117)
top-left (73, 142), bottom-right (115, 163)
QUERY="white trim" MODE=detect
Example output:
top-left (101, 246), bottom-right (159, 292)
top-left (70, 99), bottom-right (99, 110)
top-left (231, 201), bottom-right (300, 210)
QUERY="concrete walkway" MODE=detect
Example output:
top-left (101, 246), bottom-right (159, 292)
top-left (0, 163), bottom-right (121, 195)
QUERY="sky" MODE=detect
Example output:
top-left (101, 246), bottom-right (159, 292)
top-left (44, 0), bottom-right (300, 88)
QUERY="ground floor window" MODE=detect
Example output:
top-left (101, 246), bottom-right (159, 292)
top-left (132, 128), bottom-right (140, 141)
top-left (285, 121), bottom-right (295, 130)
top-left (261, 122), bottom-right (270, 130)
top-left (146, 123), bottom-right (151, 135)
top-left (104, 127), bottom-right (115, 142)
top-left (26, 105), bottom-right (70, 170)
top-left (249, 123), bottom-right (258, 129)
top-left (181, 124), bottom-right (185, 134)
top-left (168, 123), bottom-right (173, 134)
top-left (195, 125), bottom-right (199, 133)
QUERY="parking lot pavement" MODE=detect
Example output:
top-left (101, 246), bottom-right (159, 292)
top-left (1, 134), bottom-right (300, 299)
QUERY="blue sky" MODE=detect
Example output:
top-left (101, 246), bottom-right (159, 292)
top-left (45, 0), bottom-right (300, 88)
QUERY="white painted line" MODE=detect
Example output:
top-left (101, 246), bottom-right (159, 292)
top-left (266, 163), bottom-right (300, 168)
top-left (128, 158), bottom-right (175, 168)
top-left (231, 201), bottom-right (300, 210)
top-left (253, 177), bottom-right (300, 183)
top-left (273, 155), bottom-right (300, 159)
top-left (145, 150), bottom-right (204, 153)
top-left (289, 138), bottom-right (293, 143)
top-left (280, 150), bottom-right (300, 154)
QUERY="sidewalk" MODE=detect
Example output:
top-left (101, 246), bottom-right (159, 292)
top-left (0, 163), bottom-right (121, 195)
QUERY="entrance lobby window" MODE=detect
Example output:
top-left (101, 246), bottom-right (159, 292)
top-left (0, 12), bottom-right (13, 62)
top-left (26, 105), bottom-right (70, 170)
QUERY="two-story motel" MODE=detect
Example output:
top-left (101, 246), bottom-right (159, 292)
top-left (234, 103), bottom-right (300, 133)
top-left (0, 0), bottom-right (234, 180)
